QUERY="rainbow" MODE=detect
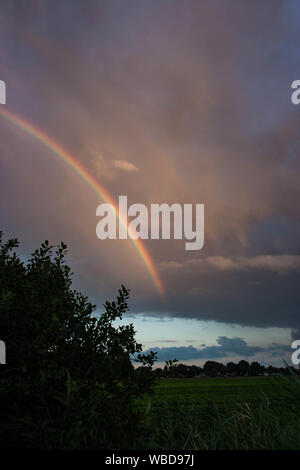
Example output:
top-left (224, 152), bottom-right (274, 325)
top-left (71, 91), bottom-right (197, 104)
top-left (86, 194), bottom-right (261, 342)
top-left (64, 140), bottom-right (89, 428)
top-left (0, 107), bottom-right (164, 295)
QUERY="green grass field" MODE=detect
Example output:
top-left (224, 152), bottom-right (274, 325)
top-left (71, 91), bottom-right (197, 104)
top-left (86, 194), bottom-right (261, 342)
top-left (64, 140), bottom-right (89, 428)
top-left (140, 376), bottom-right (287, 410)
top-left (137, 376), bottom-right (300, 449)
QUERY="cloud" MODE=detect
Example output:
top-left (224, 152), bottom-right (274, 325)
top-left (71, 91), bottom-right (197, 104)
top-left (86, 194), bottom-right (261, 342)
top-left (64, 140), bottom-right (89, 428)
top-left (113, 160), bottom-right (139, 172)
top-left (267, 342), bottom-right (292, 358)
top-left (161, 255), bottom-right (300, 274)
top-left (205, 255), bottom-right (300, 273)
top-left (291, 329), bottom-right (300, 341)
top-left (159, 261), bottom-right (182, 271)
top-left (1, 0), bottom-right (300, 339)
top-left (150, 339), bottom-right (177, 343)
top-left (144, 336), bottom-right (265, 362)
top-left (143, 336), bottom-right (293, 363)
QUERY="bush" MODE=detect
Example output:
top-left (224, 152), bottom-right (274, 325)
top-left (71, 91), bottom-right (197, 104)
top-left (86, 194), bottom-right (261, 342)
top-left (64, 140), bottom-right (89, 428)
top-left (0, 232), bottom-right (156, 449)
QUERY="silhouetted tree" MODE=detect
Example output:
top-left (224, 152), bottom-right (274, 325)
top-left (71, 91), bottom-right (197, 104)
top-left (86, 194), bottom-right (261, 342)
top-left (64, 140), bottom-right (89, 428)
top-left (237, 360), bottom-right (250, 376)
top-left (227, 361), bottom-right (238, 376)
top-left (0, 232), bottom-right (156, 449)
top-left (203, 360), bottom-right (225, 377)
top-left (164, 358), bottom-right (178, 377)
top-left (250, 361), bottom-right (265, 376)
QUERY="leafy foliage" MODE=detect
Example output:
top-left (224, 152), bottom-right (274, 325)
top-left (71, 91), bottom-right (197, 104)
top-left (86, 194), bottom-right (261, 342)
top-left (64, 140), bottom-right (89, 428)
top-left (0, 232), bottom-right (156, 449)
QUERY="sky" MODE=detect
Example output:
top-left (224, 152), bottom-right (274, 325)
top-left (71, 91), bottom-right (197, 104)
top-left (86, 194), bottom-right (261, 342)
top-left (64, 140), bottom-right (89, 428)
top-left (1, 0), bottom-right (300, 367)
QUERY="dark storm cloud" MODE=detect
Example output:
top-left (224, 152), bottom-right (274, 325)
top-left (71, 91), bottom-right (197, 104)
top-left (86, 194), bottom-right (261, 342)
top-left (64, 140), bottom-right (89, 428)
top-left (267, 342), bottom-right (292, 358)
top-left (1, 0), bottom-right (300, 338)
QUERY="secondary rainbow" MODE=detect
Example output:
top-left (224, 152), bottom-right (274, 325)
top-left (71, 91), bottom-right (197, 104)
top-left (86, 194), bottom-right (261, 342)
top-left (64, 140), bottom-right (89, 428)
top-left (0, 107), bottom-right (164, 295)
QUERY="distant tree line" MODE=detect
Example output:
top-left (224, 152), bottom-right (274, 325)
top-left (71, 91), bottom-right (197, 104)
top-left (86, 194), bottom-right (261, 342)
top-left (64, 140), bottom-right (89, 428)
top-left (154, 359), bottom-right (298, 378)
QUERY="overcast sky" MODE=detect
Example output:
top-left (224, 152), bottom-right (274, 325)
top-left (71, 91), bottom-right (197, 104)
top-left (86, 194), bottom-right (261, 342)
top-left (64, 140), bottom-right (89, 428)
top-left (1, 0), bottom-right (300, 366)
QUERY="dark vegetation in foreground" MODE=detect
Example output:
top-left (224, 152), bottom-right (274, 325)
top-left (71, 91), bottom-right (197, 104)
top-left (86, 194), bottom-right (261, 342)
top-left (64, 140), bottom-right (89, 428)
top-left (138, 375), bottom-right (300, 449)
top-left (0, 232), bottom-right (300, 450)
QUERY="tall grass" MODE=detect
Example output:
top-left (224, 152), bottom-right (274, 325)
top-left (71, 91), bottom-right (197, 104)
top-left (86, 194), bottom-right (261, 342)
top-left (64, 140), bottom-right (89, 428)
top-left (140, 371), bottom-right (300, 450)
